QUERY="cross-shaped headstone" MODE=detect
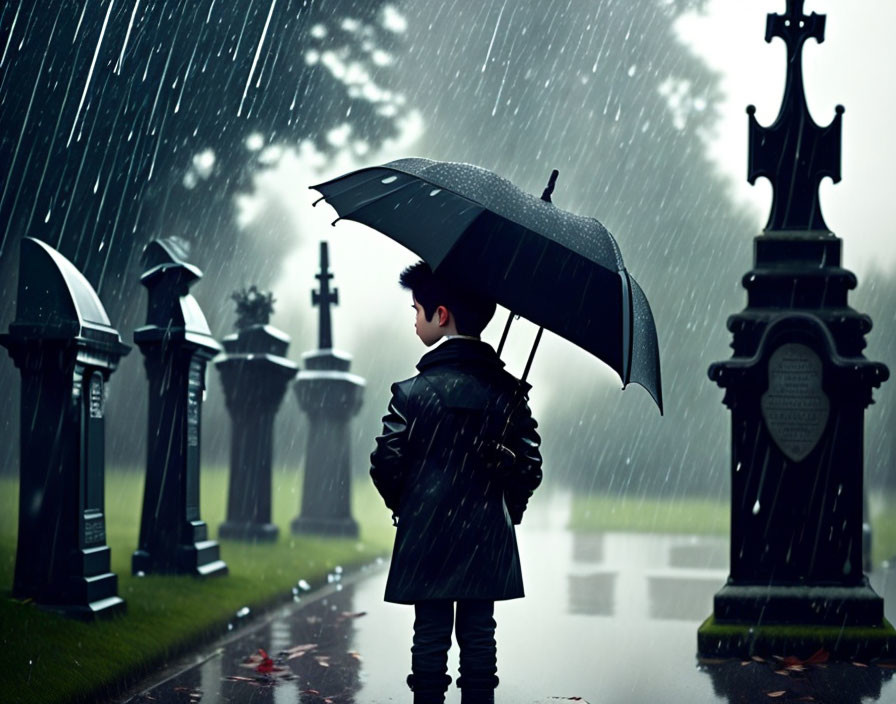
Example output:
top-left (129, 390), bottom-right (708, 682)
top-left (747, 0), bottom-right (843, 232)
top-left (311, 241), bottom-right (338, 349)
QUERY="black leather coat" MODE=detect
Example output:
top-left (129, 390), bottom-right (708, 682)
top-left (369, 337), bottom-right (543, 604)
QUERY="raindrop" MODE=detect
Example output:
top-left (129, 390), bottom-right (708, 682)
top-left (381, 176), bottom-right (398, 184)
top-left (429, 188), bottom-right (441, 197)
top-left (752, 500), bottom-right (761, 515)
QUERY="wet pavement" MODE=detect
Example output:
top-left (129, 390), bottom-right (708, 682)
top-left (120, 490), bottom-right (896, 704)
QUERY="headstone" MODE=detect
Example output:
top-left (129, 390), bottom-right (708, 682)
top-left (216, 287), bottom-right (298, 541)
top-left (131, 238), bottom-right (227, 577)
top-left (698, 0), bottom-right (894, 659)
top-left (291, 242), bottom-right (365, 537)
top-left (0, 238), bottom-right (129, 619)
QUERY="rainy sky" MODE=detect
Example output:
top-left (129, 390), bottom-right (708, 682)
top-left (680, 0), bottom-right (896, 275)
top-left (1, 0), bottom-right (893, 494)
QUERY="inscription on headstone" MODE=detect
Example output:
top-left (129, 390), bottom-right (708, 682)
top-left (89, 374), bottom-right (104, 419)
top-left (760, 343), bottom-right (830, 462)
top-left (84, 515), bottom-right (106, 546)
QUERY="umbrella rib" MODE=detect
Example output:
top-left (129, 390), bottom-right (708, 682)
top-left (310, 170), bottom-right (395, 202)
top-left (331, 179), bottom-right (422, 219)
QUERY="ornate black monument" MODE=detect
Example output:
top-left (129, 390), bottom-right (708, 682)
top-left (698, 0), bottom-right (894, 658)
top-left (0, 238), bottom-right (129, 619)
top-left (291, 242), bottom-right (365, 537)
top-left (132, 239), bottom-right (227, 577)
top-left (216, 287), bottom-right (298, 541)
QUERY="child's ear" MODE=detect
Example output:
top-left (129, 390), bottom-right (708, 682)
top-left (437, 305), bottom-right (450, 327)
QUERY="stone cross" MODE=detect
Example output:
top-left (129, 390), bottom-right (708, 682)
top-left (312, 241), bottom-right (338, 350)
top-left (747, 0), bottom-right (843, 232)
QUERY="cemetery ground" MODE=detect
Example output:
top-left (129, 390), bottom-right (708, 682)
top-left (3, 480), bottom-right (896, 704)
top-left (0, 467), bottom-right (395, 704)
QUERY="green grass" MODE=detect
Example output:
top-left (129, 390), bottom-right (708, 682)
top-left (0, 467), bottom-right (395, 704)
top-left (567, 492), bottom-right (731, 536)
top-left (568, 491), bottom-right (896, 567)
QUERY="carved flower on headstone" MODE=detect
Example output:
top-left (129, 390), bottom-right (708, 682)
top-left (232, 286), bottom-right (275, 329)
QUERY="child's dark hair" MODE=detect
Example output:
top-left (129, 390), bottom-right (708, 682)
top-left (399, 260), bottom-right (496, 336)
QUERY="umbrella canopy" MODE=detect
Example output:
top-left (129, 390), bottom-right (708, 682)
top-left (311, 158), bottom-right (662, 414)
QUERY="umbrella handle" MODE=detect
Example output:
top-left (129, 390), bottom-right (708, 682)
top-left (496, 309), bottom-right (515, 358)
top-left (521, 326), bottom-right (544, 383)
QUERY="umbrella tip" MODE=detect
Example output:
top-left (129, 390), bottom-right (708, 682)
top-left (541, 169), bottom-right (559, 203)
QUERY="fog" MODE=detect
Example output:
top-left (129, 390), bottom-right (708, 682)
top-left (1, 0), bottom-right (893, 499)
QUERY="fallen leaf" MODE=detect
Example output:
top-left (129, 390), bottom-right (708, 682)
top-left (804, 648), bottom-right (829, 665)
top-left (773, 669), bottom-right (791, 676)
top-left (752, 656), bottom-right (766, 662)
top-left (741, 661), bottom-right (752, 666)
top-left (224, 676), bottom-right (256, 682)
top-left (281, 643), bottom-right (318, 655)
top-left (767, 692), bottom-right (786, 698)
top-left (338, 610), bottom-right (367, 619)
top-left (853, 661), bottom-right (868, 668)
top-left (348, 651), bottom-right (362, 661)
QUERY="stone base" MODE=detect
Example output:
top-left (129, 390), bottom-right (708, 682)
top-left (132, 540), bottom-right (229, 577)
top-left (30, 570), bottom-right (126, 621)
top-left (697, 614), bottom-right (896, 660)
top-left (713, 581), bottom-right (884, 626)
top-left (218, 520), bottom-right (280, 542)
top-left (36, 593), bottom-right (127, 622)
top-left (291, 514), bottom-right (359, 538)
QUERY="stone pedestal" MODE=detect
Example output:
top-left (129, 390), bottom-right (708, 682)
top-left (698, 234), bottom-right (893, 658)
top-left (0, 238), bottom-right (128, 619)
top-left (216, 324), bottom-right (298, 541)
top-left (291, 349), bottom-right (364, 537)
top-left (132, 239), bottom-right (227, 577)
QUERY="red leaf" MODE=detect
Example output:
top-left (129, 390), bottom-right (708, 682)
top-left (804, 648), bottom-right (829, 665)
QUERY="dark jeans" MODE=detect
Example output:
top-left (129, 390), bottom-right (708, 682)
top-left (411, 599), bottom-right (499, 689)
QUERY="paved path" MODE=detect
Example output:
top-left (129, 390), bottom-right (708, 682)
top-left (120, 489), bottom-right (896, 704)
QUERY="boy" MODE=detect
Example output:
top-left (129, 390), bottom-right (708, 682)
top-left (370, 260), bottom-right (543, 704)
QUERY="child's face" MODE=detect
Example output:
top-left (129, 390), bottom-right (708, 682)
top-left (413, 296), bottom-right (447, 347)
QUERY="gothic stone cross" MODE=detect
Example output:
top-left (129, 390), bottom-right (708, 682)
top-left (747, 0), bottom-right (843, 232)
top-left (311, 241), bottom-right (338, 350)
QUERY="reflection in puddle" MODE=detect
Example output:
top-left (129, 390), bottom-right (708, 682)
top-left (572, 532), bottom-right (605, 563)
top-left (568, 571), bottom-right (617, 616)
top-left (700, 657), bottom-right (893, 704)
top-left (668, 537), bottom-right (728, 570)
top-left (131, 583), bottom-right (365, 704)
top-left (647, 573), bottom-right (725, 622)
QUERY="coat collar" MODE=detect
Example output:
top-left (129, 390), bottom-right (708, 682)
top-left (416, 337), bottom-right (505, 372)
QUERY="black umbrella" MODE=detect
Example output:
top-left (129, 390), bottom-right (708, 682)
top-left (310, 158), bottom-right (662, 414)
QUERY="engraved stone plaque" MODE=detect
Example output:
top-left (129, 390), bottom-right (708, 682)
top-left (89, 373), bottom-right (104, 419)
top-left (760, 343), bottom-right (830, 462)
top-left (187, 367), bottom-right (201, 448)
top-left (84, 514), bottom-right (106, 546)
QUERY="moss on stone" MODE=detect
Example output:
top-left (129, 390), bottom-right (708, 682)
top-left (697, 614), bottom-right (896, 660)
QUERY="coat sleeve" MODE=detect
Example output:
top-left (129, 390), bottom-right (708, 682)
top-left (369, 382), bottom-right (411, 516)
top-left (502, 397), bottom-right (543, 526)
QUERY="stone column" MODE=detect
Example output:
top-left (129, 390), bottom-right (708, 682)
top-left (216, 287), bottom-right (298, 541)
top-left (697, 0), bottom-right (894, 659)
top-left (291, 242), bottom-right (365, 537)
top-left (132, 238), bottom-right (227, 577)
top-left (0, 238), bottom-right (129, 619)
